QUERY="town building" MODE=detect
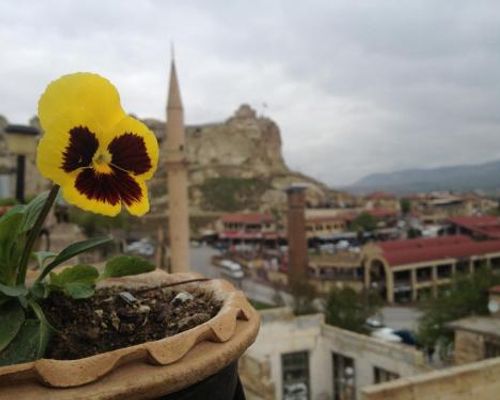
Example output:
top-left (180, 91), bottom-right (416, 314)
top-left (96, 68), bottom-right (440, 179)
top-left (363, 192), bottom-right (400, 212)
top-left (447, 215), bottom-right (500, 240)
top-left (361, 356), bottom-right (500, 400)
top-left (240, 308), bottom-right (427, 400)
top-left (216, 212), bottom-right (281, 243)
top-left (447, 286), bottom-right (500, 365)
top-left (363, 235), bottom-right (500, 303)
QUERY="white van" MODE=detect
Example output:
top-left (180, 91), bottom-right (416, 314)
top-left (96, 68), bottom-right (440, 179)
top-left (219, 260), bottom-right (244, 279)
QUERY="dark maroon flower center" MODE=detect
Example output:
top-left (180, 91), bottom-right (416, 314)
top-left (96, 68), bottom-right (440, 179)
top-left (61, 126), bottom-right (151, 205)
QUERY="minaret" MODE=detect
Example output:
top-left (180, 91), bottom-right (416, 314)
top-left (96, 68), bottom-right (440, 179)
top-left (165, 57), bottom-right (190, 273)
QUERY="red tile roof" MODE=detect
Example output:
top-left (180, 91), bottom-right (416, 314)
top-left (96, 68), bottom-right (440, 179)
top-left (221, 212), bottom-right (274, 225)
top-left (366, 192), bottom-right (396, 200)
top-left (378, 235), bottom-right (500, 267)
top-left (490, 285), bottom-right (500, 294)
top-left (367, 208), bottom-right (397, 219)
top-left (306, 215), bottom-right (348, 224)
top-left (448, 216), bottom-right (500, 239)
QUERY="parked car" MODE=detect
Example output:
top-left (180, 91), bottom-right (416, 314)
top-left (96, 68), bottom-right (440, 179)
top-left (219, 260), bottom-right (244, 279)
top-left (371, 327), bottom-right (402, 343)
top-left (125, 239), bottom-right (155, 257)
top-left (283, 382), bottom-right (308, 400)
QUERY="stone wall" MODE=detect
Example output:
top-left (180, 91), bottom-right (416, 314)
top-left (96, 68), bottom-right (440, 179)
top-left (320, 324), bottom-right (428, 400)
top-left (362, 356), bottom-right (500, 400)
top-left (454, 330), bottom-right (485, 364)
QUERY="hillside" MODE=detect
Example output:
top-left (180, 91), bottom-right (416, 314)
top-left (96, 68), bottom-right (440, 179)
top-left (146, 104), bottom-right (350, 213)
top-left (0, 107), bottom-right (350, 214)
top-left (349, 160), bottom-right (500, 194)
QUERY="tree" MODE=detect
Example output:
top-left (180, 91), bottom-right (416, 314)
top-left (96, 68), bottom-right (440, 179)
top-left (417, 267), bottom-right (500, 352)
top-left (350, 212), bottom-right (377, 232)
top-left (400, 198), bottom-right (411, 214)
top-left (407, 227), bottom-right (422, 239)
top-left (289, 280), bottom-right (317, 316)
top-left (324, 287), bottom-right (382, 333)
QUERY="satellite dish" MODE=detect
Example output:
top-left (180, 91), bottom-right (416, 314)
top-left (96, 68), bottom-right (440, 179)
top-left (488, 299), bottom-right (499, 314)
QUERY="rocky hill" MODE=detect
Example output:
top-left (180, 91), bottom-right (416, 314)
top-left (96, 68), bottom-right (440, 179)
top-left (0, 106), bottom-right (350, 214)
top-left (146, 104), bottom-right (348, 213)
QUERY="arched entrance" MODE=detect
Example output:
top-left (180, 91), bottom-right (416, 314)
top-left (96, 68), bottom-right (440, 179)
top-left (366, 258), bottom-right (389, 301)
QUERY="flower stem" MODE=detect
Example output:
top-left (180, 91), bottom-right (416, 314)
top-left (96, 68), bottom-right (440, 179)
top-left (17, 185), bottom-right (60, 285)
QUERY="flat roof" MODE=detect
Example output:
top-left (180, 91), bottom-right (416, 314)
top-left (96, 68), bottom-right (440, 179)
top-left (447, 316), bottom-right (500, 337)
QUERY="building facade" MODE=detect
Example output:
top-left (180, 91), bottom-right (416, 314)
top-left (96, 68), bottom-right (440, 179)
top-left (241, 308), bottom-right (427, 400)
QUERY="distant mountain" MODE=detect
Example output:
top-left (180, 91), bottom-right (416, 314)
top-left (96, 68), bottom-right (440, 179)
top-left (347, 160), bottom-right (500, 194)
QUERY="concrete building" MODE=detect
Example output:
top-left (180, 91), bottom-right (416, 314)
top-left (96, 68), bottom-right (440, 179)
top-left (305, 216), bottom-right (348, 239)
top-left (446, 286), bottom-right (500, 365)
top-left (363, 192), bottom-right (400, 212)
top-left (363, 235), bottom-right (500, 303)
top-left (362, 356), bottom-right (500, 400)
top-left (286, 185), bottom-right (308, 282)
top-left (216, 212), bottom-right (281, 243)
top-left (165, 58), bottom-right (190, 273)
top-left (240, 308), bottom-right (427, 400)
top-left (447, 215), bottom-right (500, 240)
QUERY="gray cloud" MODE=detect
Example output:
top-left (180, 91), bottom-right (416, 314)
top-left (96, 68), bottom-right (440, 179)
top-left (1, 0), bottom-right (500, 185)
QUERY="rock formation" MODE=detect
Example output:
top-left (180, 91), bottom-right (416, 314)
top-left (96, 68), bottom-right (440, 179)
top-left (146, 104), bottom-right (348, 213)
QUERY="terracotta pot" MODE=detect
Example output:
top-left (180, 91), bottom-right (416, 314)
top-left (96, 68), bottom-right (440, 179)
top-left (0, 269), bottom-right (260, 399)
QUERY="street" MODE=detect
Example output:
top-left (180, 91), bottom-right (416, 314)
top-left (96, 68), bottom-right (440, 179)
top-left (189, 245), bottom-right (421, 330)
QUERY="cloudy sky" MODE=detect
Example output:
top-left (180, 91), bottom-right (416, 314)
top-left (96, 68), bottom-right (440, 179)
top-left (1, 0), bottom-right (500, 186)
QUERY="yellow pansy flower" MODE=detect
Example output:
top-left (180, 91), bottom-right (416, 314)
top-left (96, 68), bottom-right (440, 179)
top-left (36, 73), bottom-right (159, 217)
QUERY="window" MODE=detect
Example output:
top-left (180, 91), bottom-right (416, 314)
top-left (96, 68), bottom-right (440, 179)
top-left (282, 351), bottom-right (310, 400)
top-left (332, 352), bottom-right (356, 400)
top-left (484, 341), bottom-right (500, 359)
top-left (373, 366), bottom-right (400, 384)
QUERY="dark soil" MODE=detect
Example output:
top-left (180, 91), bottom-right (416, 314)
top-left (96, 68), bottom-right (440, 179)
top-left (41, 286), bottom-right (222, 360)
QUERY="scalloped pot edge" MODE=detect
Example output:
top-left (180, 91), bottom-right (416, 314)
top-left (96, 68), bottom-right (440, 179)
top-left (0, 269), bottom-right (260, 388)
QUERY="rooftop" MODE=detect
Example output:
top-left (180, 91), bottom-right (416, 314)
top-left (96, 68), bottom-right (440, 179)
top-left (378, 235), bottom-right (500, 267)
top-left (447, 316), bottom-right (500, 337)
top-left (448, 215), bottom-right (500, 239)
top-left (221, 212), bottom-right (274, 225)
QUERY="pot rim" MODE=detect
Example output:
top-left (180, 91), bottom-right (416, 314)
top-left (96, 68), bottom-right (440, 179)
top-left (0, 269), bottom-right (260, 390)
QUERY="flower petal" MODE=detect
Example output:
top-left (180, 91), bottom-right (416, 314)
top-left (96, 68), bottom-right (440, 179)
top-left (38, 73), bottom-right (124, 138)
top-left (62, 177), bottom-right (122, 217)
top-left (108, 133), bottom-right (152, 175)
top-left (109, 116), bottom-right (159, 180)
top-left (60, 167), bottom-right (149, 217)
top-left (37, 73), bottom-right (126, 186)
top-left (123, 178), bottom-right (150, 216)
top-left (62, 127), bottom-right (99, 172)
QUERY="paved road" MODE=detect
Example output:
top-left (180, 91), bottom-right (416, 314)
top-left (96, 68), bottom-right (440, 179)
top-left (380, 306), bottom-right (422, 331)
top-left (189, 246), bottom-right (422, 329)
top-left (189, 245), bottom-right (284, 304)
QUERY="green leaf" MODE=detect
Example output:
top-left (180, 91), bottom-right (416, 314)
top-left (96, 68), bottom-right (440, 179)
top-left (101, 255), bottom-right (155, 280)
top-left (37, 236), bottom-right (113, 282)
top-left (64, 282), bottom-right (95, 299)
top-left (29, 282), bottom-right (49, 300)
top-left (20, 191), bottom-right (49, 232)
top-left (0, 208), bottom-right (24, 242)
top-left (0, 301), bottom-right (25, 353)
top-left (50, 264), bottom-right (99, 287)
top-left (32, 251), bottom-right (57, 270)
top-left (49, 265), bottom-right (98, 299)
top-left (28, 300), bottom-right (52, 358)
top-left (0, 209), bottom-right (25, 284)
top-left (0, 283), bottom-right (28, 297)
top-left (0, 320), bottom-right (45, 366)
